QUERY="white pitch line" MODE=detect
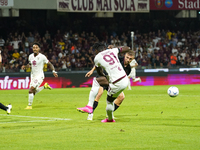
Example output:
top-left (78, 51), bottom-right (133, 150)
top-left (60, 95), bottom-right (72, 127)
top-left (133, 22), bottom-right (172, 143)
top-left (0, 114), bottom-right (71, 121)
top-left (0, 120), bottom-right (58, 124)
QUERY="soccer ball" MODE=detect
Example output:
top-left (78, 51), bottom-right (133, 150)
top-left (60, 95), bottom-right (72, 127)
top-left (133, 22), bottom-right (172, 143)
top-left (167, 86), bottom-right (179, 97)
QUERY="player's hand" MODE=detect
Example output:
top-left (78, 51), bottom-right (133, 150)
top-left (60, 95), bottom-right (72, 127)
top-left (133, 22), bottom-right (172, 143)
top-left (107, 45), bottom-right (115, 49)
top-left (85, 70), bottom-right (93, 77)
top-left (53, 72), bottom-right (58, 77)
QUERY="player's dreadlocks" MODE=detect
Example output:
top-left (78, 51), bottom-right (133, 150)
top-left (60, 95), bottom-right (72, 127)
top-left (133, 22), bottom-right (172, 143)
top-left (92, 42), bottom-right (105, 52)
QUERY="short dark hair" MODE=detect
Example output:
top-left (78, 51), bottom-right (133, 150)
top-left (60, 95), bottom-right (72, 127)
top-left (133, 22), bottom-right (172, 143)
top-left (33, 42), bottom-right (41, 48)
top-left (92, 42), bottom-right (105, 51)
top-left (126, 50), bottom-right (135, 57)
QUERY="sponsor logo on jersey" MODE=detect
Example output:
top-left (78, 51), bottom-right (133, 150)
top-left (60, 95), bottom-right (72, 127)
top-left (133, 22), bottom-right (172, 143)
top-left (32, 60), bottom-right (36, 66)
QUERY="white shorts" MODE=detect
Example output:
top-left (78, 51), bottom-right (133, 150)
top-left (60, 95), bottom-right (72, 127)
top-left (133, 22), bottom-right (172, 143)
top-left (128, 69), bottom-right (136, 79)
top-left (107, 76), bottom-right (129, 98)
top-left (30, 76), bottom-right (44, 89)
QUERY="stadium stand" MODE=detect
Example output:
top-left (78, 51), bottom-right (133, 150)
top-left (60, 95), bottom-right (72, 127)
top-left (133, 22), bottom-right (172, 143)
top-left (0, 15), bottom-right (200, 72)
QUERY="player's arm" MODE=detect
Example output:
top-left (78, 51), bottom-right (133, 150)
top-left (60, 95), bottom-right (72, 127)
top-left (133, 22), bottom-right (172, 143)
top-left (107, 45), bottom-right (131, 53)
top-left (95, 66), bottom-right (105, 77)
top-left (85, 66), bottom-right (96, 77)
top-left (107, 45), bottom-right (115, 49)
top-left (118, 46), bottom-right (131, 53)
top-left (47, 62), bottom-right (58, 77)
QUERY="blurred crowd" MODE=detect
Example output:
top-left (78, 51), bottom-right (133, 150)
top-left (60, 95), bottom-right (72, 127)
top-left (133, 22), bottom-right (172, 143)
top-left (0, 28), bottom-right (200, 73)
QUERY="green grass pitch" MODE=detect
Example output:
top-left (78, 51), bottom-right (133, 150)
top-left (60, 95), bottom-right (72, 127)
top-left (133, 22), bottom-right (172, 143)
top-left (0, 85), bottom-right (200, 150)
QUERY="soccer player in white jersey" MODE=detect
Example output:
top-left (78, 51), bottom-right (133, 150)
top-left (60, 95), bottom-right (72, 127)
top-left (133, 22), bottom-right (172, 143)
top-left (22, 42), bottom-right (58, 109)
top-left (127, 58), bottom-right (141, 90)
top-left (77, 43), bottom-right (131, 122)
top-left (81, 50), bottom-right (134, 121)
top-left (0, 50), bottom-right (12, 114)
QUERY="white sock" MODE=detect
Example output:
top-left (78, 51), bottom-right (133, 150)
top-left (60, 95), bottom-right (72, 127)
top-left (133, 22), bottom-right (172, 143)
top-left (106, 101), bottom-right (114, 120)
top-left (87, 78), bottom-right (100, 107)
top-left (35, 86), bottom-right (44, 95)
top-left (28, 93), bottom-right (34, 106)
top-left (133, 78), bottom-right (140, 82)
top-left (128, 78), bottom-right (131, 89)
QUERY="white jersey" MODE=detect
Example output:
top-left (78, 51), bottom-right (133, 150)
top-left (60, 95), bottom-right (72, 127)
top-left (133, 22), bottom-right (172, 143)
top-left (129, 59), bottom-right (138, 78)
top-left (130, 59), bottom-right (137, 69)
top-left (94, 48), bottom-right (126, 83)
top-left (29, 53), bottom-right (49, 79)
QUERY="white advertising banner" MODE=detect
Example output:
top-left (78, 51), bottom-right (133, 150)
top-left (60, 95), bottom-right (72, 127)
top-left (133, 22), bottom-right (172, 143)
top-left (57, 0), bottom-right (149, 12)
top-left (0, 0), bottom-right (14, 7)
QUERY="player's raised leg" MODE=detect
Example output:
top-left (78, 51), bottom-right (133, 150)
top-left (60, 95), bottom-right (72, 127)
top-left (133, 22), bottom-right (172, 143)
top-left (0, 103), bottom-right (8, 111)
top-left (87, 86), bottom-right (103, 120)
top-left (133, 77), bottom-right (141, 83)
top-left (77, 77), bottom-right (100, 113)
top-left (0, 103), bottom-right (12, 114)
top-left (6, 104), bottom-right (12, 114)
top-left (35, 82), bottom-right (52, 95)
top-left (44, 82), bottom-right (52, 90)
top-left (86, 76), bottom-right (109, 120)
